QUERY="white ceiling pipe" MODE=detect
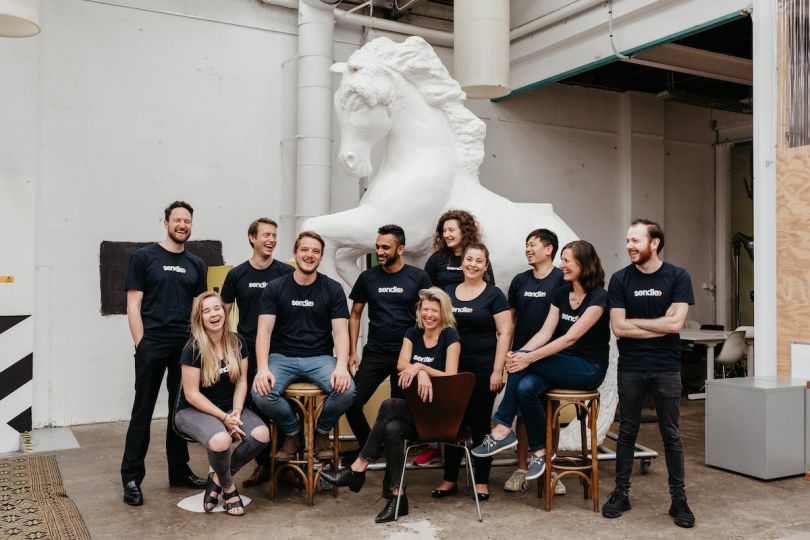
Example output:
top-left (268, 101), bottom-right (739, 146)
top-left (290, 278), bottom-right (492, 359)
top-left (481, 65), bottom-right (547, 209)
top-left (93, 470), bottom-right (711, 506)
top-left (454, 0), bottom-right (510, 98)
top-left (0, 0), bottom-right (40, 37)
top-left (295, 0), bottom-right (335, 228)
top-left (260, 0), bottom-right (453, 47)
top-left (510, 0), bottom-right (604, 41)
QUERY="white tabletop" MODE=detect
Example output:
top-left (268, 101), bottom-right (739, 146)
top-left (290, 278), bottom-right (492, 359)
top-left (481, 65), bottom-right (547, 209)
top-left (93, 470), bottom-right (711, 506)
top-left (679, 329), bottom-right (729, 343)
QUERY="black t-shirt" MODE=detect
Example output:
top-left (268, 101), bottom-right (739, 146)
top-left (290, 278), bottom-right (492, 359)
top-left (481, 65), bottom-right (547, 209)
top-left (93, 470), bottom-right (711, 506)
top-left (550, 285), bottom-right (610, 370)
top-left (608, 262), bottom-right (695, 372)
top-left (124, 243), bottom-right (208, 339)
top-left (259, 272), bottom-right (350, 358)
top-left (349, 264), bottom-right (432, 353)
top-left (404, 326), bottom-right (460, 373)
top-left (424, 252), bottom-right (496, 289)
top-left (177, 334), bottom-right (248, 412)
top-left (446, 284), bottom-right (510, 371)
top-left (508, 267), bottom-right (565, 350)
top-left (220, 259), bottom-right (294, 355)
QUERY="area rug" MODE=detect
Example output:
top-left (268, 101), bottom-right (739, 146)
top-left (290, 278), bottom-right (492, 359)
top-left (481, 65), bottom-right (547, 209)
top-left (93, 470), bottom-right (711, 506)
top-left (0, 454), bottom-right (91, 539)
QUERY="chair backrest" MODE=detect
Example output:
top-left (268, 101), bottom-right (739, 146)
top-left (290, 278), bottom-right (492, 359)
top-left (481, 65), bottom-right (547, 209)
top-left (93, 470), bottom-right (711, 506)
top-left (404, 372), bottom-right (475, 443)
top-left (684, 320), bottom-right (700, 330)
top-left (735, 325), bottom-right (755, 339)
top-left (700, 323), bottom-right (725, 331)
top-left (715, 330), bottom-right (746, 365)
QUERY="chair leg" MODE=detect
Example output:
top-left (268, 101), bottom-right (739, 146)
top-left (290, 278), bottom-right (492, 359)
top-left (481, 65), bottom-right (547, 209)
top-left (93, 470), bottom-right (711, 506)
top-left (270, 424), bottom-right (278, 500)
top-left (462, 445), bottom-right (482, 522)
top-left (305, 396), bottom-right (315, 506)
top-left (579, 403), bottom-right (589, 500)
top-left (395, 442), bottom-right (412, 520)
top-left (331, 420), bottom-right (340, 498)
top-left (590, 398), bottom-right (600, 512)
top-left (544, 399), bottom-right (554, 511)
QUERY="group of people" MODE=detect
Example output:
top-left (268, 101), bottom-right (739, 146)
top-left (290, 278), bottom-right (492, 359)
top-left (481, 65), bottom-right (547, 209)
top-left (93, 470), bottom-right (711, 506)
top-left (120, 201), bottom-right (695, 529)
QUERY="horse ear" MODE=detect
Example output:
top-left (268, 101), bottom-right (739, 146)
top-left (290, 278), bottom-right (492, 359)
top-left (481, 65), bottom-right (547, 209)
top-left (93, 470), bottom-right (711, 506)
top-left (330, 62), bottom-right (347, 74)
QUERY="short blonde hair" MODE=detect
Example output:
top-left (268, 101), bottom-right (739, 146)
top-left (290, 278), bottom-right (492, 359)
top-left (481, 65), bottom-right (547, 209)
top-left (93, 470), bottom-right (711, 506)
top-left (415, 287), bottom-right (456, 330)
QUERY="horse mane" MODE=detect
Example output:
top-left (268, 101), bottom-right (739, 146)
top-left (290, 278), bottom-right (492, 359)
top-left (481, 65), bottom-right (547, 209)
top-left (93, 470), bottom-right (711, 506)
top-left (347, 36), bottom-right (486, 175)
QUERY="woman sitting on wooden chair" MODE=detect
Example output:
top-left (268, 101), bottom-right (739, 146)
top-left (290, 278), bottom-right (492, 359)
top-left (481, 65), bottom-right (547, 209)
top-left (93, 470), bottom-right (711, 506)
top-left (321, 287), bottom-right (460, 523)
top-left (174, 291), bottom-right (270, 516)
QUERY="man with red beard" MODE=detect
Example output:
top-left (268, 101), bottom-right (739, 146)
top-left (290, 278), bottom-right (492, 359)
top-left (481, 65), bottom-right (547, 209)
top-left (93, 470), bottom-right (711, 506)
top-left (121, 201), bottom-right (209, 506)
top-left (602, 218), bottom-right (695, 528)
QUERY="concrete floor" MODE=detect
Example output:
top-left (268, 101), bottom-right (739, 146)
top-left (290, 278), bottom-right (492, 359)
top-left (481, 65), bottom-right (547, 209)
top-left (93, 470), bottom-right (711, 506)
top-left (49, 400), bottom-right (810, 540)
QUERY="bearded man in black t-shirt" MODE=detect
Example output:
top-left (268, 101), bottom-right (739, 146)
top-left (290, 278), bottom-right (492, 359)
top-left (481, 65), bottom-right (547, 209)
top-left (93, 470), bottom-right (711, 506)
top-left (602, 219), bottom-right (696, 529)
top-left (252, 231), bottom-right (355, 462)
top-left (121, 201), bottom-right (208, 507)
top-left (345, 225), bottom-right (431, 456)
top-left (220, 218), bottom-right (293, 486)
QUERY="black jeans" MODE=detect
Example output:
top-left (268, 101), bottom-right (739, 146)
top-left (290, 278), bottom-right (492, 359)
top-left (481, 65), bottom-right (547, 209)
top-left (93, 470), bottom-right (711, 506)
top-left (245, 357), bottom-right (273, 467)
top-left (360, 398), bottom-right (417, 497)
top-left (120, 335), bottom-right (190, 486)
top-left (615, 370), bottom-right (685, 498)
top-left (346, 347), bottom-right (402, 448)
top-left (443, 370), bottom-right (496, 485)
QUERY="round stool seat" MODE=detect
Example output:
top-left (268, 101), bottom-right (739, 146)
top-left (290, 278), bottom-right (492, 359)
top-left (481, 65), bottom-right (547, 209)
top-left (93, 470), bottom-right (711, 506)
top-left (284, 382), bottom-right (325, 397)
top-left (546, 389), bottom-right (599, 400)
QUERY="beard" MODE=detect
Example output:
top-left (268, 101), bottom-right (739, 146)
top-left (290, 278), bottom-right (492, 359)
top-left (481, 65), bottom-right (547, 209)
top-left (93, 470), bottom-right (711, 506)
top-left (168, 229), bottom-right (189, 245)
top-left (632, 245), bottom-right (653, 265)
top-left (296, 261), bottom-right (318, 275)
top-left (381, 253), bottom-right (400, 267)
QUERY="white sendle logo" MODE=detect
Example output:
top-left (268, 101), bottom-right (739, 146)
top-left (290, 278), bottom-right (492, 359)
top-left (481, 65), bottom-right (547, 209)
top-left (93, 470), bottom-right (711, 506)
top-left (452, 307), bottom-right (473, 313)
top-left (163, 265), bottom-right (187, 273)
top-left (378, 286), bottom-right (404, 293)
top-left (412, 355), bottom-right (434, 364)
top-left (523, 291), bottom-right (547, 298)
top-left (634, 289), bottom-right (663, 297)
top-left (219, 365), bottom-right (230, 375)
top-left (561, 313), bottom-right (578, 322)
top-left (249, 282), bottom-right (268, 288)
top-left (291, 300), bottom-right (315, 307)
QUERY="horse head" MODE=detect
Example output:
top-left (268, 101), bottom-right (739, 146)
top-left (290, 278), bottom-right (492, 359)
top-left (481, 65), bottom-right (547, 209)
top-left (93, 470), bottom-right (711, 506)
top-left (330, 59), bottom-right (395, 178)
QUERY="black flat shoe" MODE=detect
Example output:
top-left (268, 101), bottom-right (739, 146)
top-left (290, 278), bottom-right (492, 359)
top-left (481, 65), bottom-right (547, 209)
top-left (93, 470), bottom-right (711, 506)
top-left (431, 484), bottom-right (458, 498)
top-left (376, 494), bottom-right (408, 523)
top-left (169, 472), bottom-right (207, 489)
top-left (320, 468), bottom-right (366, 493)
top-left (473, 491), bottom-right (490, 502)
top-left (123, 481), bottom-right (143, 506)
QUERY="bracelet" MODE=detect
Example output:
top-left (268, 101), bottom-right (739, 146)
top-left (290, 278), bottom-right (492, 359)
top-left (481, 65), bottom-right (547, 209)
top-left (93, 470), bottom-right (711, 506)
top-left (222, 412), bottom-right (229, 422)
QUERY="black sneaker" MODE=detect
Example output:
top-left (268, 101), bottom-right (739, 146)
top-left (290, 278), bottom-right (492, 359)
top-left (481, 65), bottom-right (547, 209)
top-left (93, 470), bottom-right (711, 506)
top-left (669, 496), bottom-right (695, 528)
top-left (601, 488), bottom-right (631, 518)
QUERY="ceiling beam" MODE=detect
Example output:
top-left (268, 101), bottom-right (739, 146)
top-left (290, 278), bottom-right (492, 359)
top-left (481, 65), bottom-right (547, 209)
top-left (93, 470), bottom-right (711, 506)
top-left (625, 43), bottom-right (752, 86)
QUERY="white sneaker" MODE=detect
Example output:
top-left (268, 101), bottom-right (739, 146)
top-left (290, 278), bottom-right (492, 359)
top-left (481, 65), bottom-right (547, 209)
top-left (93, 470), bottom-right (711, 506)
top-left (552, 473), bottom-right (566, 495)
top-left (504, 469), bottom-right (528, 492)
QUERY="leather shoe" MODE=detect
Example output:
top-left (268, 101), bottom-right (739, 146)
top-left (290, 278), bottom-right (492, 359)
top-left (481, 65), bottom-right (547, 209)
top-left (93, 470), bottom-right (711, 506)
top-left (242, 465), bottom-right (271, 487)
top-left (376, 494), bottom-right (408, 523)
top-left (320, 467), bottom-right (366, 493)
top-left (473, 491), bottom-right (490, 502)
top-left (123, 481), bottom-right (143, 506)
top-left (169, 472), bottom-right (207, 489)
top-left (431, 484), bottom-right (458, 498)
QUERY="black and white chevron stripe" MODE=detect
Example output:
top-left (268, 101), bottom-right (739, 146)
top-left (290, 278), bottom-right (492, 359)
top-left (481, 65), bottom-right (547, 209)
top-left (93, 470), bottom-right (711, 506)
top-left (0, 315), bottom-right (33, 453)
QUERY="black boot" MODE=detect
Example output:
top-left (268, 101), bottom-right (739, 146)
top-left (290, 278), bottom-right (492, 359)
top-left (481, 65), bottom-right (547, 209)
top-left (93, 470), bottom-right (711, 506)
top-left (320, 468), bottom-right (366, 493)
top-left (376, 493), bottom-right (408, 523)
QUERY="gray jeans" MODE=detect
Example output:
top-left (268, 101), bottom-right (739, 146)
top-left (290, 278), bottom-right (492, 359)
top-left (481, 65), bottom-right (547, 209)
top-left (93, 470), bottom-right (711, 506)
top-left (175, 406), bottom-right (267, 487)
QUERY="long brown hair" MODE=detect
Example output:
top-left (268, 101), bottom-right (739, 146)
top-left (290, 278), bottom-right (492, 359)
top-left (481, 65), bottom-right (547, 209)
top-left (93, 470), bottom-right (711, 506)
top-left (463, 242), bottom-right (491, 283)
top-left (562, 240), bottom-right (605, 292)
top-left (189, 291), bottom-right (242, 387)
top-left (432, 209), bottom-right (483, 260)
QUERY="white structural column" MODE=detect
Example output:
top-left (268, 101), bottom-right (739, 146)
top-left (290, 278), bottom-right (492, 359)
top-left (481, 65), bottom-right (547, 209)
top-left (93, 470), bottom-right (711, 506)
top-left (752, 0), bottom-right (777, 376)
top-left (295, 0), bottom-right (335, 229)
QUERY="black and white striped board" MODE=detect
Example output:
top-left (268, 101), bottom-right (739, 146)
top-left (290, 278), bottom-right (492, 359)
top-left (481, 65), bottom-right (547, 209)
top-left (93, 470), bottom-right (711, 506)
top-left (0, 315), bottom-right (33, 453)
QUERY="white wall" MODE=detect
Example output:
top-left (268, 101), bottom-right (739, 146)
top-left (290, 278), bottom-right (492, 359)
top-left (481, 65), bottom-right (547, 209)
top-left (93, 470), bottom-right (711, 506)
top-left (0, 0), bottom-right (728, 427)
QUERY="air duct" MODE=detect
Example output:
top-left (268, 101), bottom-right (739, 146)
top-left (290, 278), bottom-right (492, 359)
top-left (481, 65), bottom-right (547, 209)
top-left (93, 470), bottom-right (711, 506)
top-left (454, 0), bottom-right (510, 99)
top-left (0, 0), bottom-right (40, 37)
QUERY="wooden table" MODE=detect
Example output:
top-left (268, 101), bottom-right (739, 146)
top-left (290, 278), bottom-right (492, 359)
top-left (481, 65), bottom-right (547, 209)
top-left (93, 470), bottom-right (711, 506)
top-left (680, 329), bottom-right (729, 400)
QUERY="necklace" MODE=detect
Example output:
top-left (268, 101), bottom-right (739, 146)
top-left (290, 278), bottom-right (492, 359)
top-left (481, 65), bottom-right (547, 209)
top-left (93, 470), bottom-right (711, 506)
top-left (569, 290), bottom-right (585, 309)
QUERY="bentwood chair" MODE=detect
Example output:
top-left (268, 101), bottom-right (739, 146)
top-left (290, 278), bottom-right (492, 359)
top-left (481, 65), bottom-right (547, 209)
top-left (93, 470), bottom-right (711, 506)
top-left (397, 373), bottom-right (480, 522)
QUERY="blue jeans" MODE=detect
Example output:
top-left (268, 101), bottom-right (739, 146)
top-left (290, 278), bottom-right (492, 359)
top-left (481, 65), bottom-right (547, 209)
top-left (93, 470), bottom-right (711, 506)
top-left (493, 353), bottom-right (606, 451)
top-left (251, 353), bottom-right (356, 436)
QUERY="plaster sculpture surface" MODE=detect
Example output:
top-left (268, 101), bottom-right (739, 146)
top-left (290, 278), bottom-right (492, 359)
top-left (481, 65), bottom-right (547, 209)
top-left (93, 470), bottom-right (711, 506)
top-left (302, 36), bottom-right (617, 450)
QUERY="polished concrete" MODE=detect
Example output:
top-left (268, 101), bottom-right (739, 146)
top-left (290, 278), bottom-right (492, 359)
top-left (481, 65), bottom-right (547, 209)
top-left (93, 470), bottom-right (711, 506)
top-left (50, 400), bottom-right (810, 539)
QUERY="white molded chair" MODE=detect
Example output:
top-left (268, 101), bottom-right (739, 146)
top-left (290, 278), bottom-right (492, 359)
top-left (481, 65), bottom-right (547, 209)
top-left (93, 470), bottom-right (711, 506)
top-left (714, 330), bottom-right (746, 378)
top-left (684, 320), bottom-right (700, 330)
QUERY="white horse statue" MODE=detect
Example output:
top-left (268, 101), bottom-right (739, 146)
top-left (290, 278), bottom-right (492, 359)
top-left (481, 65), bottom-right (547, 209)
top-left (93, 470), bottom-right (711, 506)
top-left (302, 36), bottom-right (617, 451)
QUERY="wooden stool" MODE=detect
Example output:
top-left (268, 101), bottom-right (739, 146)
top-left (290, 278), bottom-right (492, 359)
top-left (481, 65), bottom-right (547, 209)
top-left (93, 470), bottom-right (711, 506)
top-left (542, 388), bottom-right (600, 512)
top-left (269, 382), bottom-right (340, 505)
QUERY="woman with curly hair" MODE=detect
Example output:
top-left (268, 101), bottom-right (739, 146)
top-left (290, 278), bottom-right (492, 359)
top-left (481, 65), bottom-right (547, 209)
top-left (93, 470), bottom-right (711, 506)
top-left (424, 209), bottom-right (495, 289)
top-left (470, 240), bottom-right (610, 483)
top-left (174, 291), bottom-right (270, 516)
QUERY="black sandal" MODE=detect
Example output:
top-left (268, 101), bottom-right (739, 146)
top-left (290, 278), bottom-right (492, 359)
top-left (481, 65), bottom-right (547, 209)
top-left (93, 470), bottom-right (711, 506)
top-left (222, 488), bottom-right (244, 517)
top-left (204, 473), bottom-right (222, 513)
